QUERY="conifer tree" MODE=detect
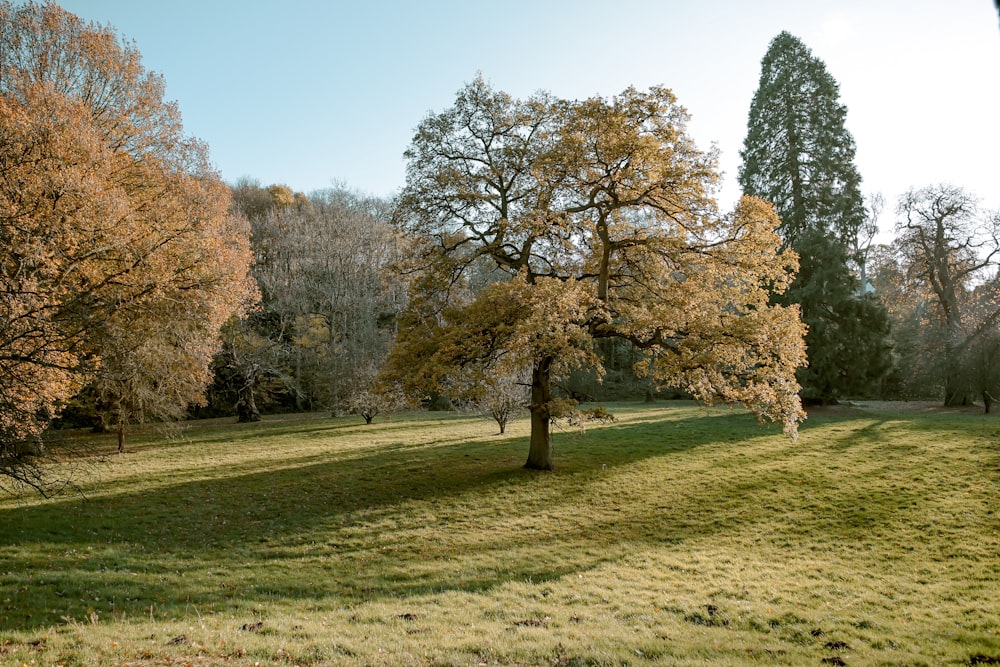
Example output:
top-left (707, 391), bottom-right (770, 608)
top-left (739, 31), bottom-right (892, 403)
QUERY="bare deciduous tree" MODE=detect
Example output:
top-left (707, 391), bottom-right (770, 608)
top-left (237, 185), bottom-right (405, 417)
top-left (894, 184), bottom-right (1000, 406)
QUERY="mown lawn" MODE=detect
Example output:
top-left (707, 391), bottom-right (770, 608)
top-left (0, 402), bottom-right (997, 666)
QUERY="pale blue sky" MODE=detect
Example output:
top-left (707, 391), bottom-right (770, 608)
top-left (59, 1), bottom-right (999, 223)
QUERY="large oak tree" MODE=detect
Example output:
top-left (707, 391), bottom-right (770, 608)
top-left (385, 79), bottom-right (806, 470)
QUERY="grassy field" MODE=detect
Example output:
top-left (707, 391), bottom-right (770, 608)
top-left (0, 401), bottom-right (997, 666)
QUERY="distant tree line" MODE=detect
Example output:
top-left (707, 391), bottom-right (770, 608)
top-left (199, 179), bottom-right (406, 423)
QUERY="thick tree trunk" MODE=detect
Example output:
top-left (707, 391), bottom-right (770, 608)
top-left (941, 325), bottom-right (974, 407)
top-left (236, 379), bottom-right (261, 423)
top-left (525, 357), bottom-right (554, 470)
top-left (943, 351), bottom-right (972, 407)
top-left (117, 424), bottom-right (125, 454)
top-left (944, 386), bottom-right (972, 407)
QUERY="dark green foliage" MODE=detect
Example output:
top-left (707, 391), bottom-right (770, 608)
top-left (739, 32), bottom-right (865, 247)
top-left (739, 32), bottom-right (893, 402)
top-left (784, 230), bottom-right (893, 402)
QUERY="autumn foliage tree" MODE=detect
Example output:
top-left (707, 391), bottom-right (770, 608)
top-left (0, 86), bottom-right (112, 485)
top-left (0, 2), bottom-right (254, 484)
top-left (385, 79), bottom-right (806, 470)
top-left (86, 169), bottom-right (255, 451)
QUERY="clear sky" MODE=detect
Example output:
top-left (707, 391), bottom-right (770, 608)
top-left (59, 0), bottom-right (999, 230)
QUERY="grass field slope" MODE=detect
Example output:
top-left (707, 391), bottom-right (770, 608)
top-left (1, 402), bottom-right (997, 666)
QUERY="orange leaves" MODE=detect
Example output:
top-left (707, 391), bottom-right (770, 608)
top-left (725, 195), bottom-right (799, 294)
top-left (618, 198), bottom-right (806, 435)
top-left (392, 79), bottom-right (807, 451)
top-left (0, 3), bottom-right (256, 453)
top-left (89, 171), bottom-right (256, 436)
top-left (515, 276), bottom-right (603, 376)
top-left (0, 85), bottom-right (121, 442)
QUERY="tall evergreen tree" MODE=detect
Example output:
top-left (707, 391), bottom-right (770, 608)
top-left (739, 31), bottom-right (892, 403)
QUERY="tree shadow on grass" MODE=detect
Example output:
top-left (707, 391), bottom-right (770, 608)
top-left (1, 407), bottom-right (798, 631)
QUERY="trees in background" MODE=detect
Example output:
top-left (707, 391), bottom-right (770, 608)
top-left (0, 2), bottom-right (254, 484)
top-left (214, 181), bottom-right (314, 422)
top-left (285, 187), bottom-right (404, 415)
top-left (964, 280), bottom-right (1000, 412)
top-left (889, 185), bottom-right (1000, 406)
top-left (739, 32), bottom-right (863, 249)
top-left (385, 78), bottom-right (806, 469)
top-left (739, 34), bottom-right (997, 410)
top-left (865, 244), bottom-right (925, 398)
top-left (214, 181), bottom-right (405, 421)
top-left (739, 31), bottom-right (892, 403)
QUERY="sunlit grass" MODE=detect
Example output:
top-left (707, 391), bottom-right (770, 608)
top-left (1, 402), bottom-right (997, 666)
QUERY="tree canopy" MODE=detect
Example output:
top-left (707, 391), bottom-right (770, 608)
top-left (207, 181), bottom-right (405, 425)
top-left (385, 78), bottom-right (806, 469)
top-left (738, 31), bottom-right (866, 247)
top-left (0, 2), bottom-right (254, 487)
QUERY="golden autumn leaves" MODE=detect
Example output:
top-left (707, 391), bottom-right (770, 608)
top-left (386, 79), bottom-right (807, 467)
top-left (0, 2), bottom-right (255, 454)
top-left (387, 199), bottom-right (806, 434)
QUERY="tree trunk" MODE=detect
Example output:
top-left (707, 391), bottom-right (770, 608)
top-left (117, 424), bottom-right (125, 454)
top-left (943, 381), bottom-right (972, 406)
top-left (943, 350), bottom-right (972, 407)
top-left (525, 357), bottom-right (554, 470)
top-left (237, 378), bottom-right (261, 423)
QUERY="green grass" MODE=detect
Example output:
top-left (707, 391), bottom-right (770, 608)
top-left (0, 402), bottom-right (997, 666)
